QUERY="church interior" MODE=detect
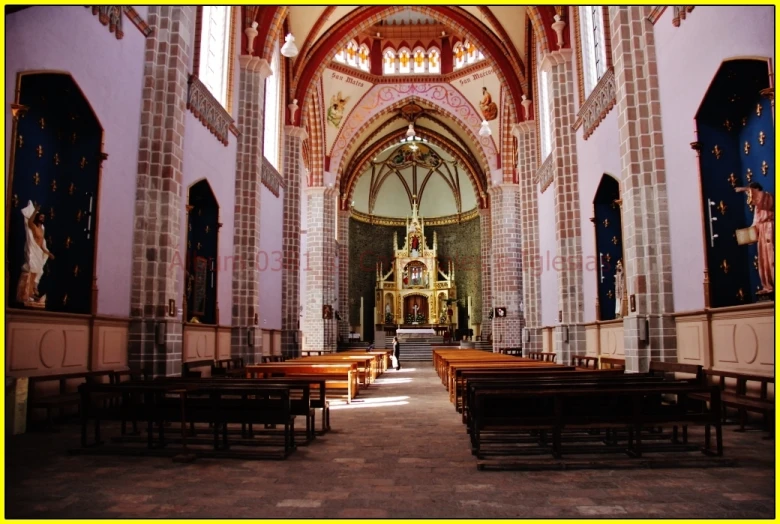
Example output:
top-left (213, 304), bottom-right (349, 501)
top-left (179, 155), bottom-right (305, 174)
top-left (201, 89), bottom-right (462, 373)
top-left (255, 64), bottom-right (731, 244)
top-left (4, 5), bottom-right (775, 518)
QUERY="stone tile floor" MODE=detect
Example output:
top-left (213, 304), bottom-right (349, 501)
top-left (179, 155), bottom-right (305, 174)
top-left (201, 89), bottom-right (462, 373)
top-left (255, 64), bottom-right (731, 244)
top-left (6, 364), bottom-right (775, 518)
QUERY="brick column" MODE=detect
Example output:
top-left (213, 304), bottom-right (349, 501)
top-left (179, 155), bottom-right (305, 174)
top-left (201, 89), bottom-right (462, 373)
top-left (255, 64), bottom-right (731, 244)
top-left (231, 56), bottom-right (271, 365)
top-left (540, 49), bottom-right (585, 364)
top-left (489, 184), bottom-right (524, 351)
top-left (302, 187), bottom-right (337, 352)
top-left (280, 125), bottom-right (307, 358)
top-left (478, 208), bottom-right (492, 341)
top-left (610, 6), bottom-right (676, 372)
top-left (128, 6), bottom-right (195, 377)
top-left (337, 209), bottom-right (351, 343)
top-left (513, 121), bottom-right (543, 354)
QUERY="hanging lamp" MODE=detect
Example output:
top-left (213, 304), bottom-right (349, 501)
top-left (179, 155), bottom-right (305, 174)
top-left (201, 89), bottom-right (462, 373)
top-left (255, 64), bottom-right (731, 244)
top-left (280, 33), bottom-right (299, 58)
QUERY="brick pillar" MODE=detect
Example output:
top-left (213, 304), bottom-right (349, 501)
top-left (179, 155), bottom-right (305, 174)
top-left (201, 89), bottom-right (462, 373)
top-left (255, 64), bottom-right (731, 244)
top-left (489, 184), bottom-right (524, 351)
top-left (280, 125), bottom-right (307, 358)
top-left (540, 49), bottom-right (585, 364)
top-left (337, 209), bottom-right (351, 343)
top-left (513, 121), bottom-right (543, 355)
top-left (231, 56), bottom-right (271, 365)
top-left (478, 208), bottom-right (492, 341)
top-left (128, 6), bottom-right (195, 377)
top-left (302, 187), bottom-right (337, 352)
top-left (610, 7), bottom-right (676, 372)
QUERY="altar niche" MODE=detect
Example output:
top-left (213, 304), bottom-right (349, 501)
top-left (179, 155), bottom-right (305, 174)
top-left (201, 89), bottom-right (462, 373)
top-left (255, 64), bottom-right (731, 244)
top-left (375, 201), bottom-right (458, 329)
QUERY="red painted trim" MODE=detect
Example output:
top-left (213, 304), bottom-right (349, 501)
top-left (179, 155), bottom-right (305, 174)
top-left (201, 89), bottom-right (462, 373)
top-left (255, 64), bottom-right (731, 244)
top-left (441, 36), bottom-right (453, 74)
top-left (255, 7), bottom-right (278, 57)
top-left (371, 38), bottom-right (383, 75)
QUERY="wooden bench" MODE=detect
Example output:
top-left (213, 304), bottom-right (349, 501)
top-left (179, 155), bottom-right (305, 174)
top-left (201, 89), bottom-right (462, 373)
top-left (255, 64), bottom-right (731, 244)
top-left (27, 370), bottom-right (115, 430)
top-left (528, 351), bottom-right (557, 363)
top-left (212, 357), bottom-right (245, 377)
top-left (599, 357), bottom-right (625, 370)
top-left (182, 359), bottom-right (215, 378)
top-left (692, 369), bottom-right (774, 438)
top-left (245, 363), bottom-right (358, 403)
top-left (571, 355), bottom-right (598, 369)
top-left (261, 355), bottom-right (286, 363)
top-left (497, 348), bottom-right (524, 356)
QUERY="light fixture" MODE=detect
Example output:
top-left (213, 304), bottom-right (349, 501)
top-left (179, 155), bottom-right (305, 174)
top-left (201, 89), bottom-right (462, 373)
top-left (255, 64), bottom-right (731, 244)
top-left (479, 120), bottom-right (491, 137)
top-left (280, 33), bottom-right (299, 58)
top-left (406, 122), bottom-right (415, 138)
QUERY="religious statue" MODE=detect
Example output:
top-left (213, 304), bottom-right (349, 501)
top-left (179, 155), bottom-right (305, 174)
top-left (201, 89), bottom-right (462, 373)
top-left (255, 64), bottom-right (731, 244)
top-left (480, 86), bottom-right (498, 121)
top-left (16, 201), bottom-right (54, 306)
top-left (386, 302), bottom-right (392, 316)
top-left (736, 182), bottom-right (775, 294)
top-left (412, 303), bottom-right (419, 324)
top-left (411, 235), bottom-right (420, 252)
top-left (614, 259), bottom-right (625, 318)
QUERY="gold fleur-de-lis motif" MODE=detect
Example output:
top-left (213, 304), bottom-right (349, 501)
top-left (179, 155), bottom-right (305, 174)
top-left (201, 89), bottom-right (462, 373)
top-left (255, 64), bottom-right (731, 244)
top-left (68, 182), bottom-right (75, 195)
top-left (717, 200), bottom-right (727, 215)
top-left (197, 242), bottom-right (202, 250)
top-left (604, 253), bottom-right (612, 263)
top-left (73, 265), bottom-right (79, 277)
top-left (720, 259), bottom-right (730, 274)
top-left (62, 294), bottom-right (68, 306)
top-left (736, 288), bottom-right (745, 301)
top-left (607, 290), bottom-right (614, 299)
top-left (757, 103), bottom-right (763, 116)
top-left (762, 160), bottom-right (769, 176)
top-left (712, 145), bottom-right (722, 159)
top-left (54, 153), bottom-right (61, 166)
top-left (12, 194), bottom-right (19, 208)
top-left (612, 236), bottom-right (619, 245)
top-left (49, 207), bottom-right (55, 220)
top-left (742, 116), bottom-right (748, 126)
top-left (38, 117), bottom-right (45, 129)
top-left (746, 168), bottom-right (753, 182)
top-left (602, 219), bottom-right (609, 228)
top-left (727, 172), bottom-right (738, 187)
top-left (33, 172), bottom-right (40, 185)
top-left (75, 210), bottom-right (82, 222)
top-left (758, 131), bottom-right (766, 145)
top-left (65, 237), bottom-right (72, 249)
top-left (723, 119), bottom-right (732, 131)
top-left (50, 179), bottom-right (57, 192)
top-left (17, 135), bottom-right (23, 148)
top-left (754, 255), bottom-right (759, 271)
top-left (744, 141), bottom-right (750, 155)
top-left (205, 225), bottom-right (210, 233)
top-left (36, 145), bottom-right (43, 158)
top-left (80, 157), bottom-right (87, 169)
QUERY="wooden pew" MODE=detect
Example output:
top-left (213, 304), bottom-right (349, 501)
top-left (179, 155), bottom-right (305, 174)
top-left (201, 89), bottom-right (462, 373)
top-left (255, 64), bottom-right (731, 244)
top-left (293, 354), bottom-right (378, 386)
top-left (600, 357), bottom-right (625, 370)
top-left (212, 357), bottom-right (245, 377)
top-left (182, 358), bottom-right (215, 378)
top-left (571, 355), bottom-right (598, 369)
top-left (693, 369), bottom-right (774, 437)
top-left (245, 363), bottom-right (358, 403)
top-left (261, 355), bottom-right (286, 363)
top-left (27, 370), bottom-right (115, 430)
top-left (528, 351), bottom-right (557, 363)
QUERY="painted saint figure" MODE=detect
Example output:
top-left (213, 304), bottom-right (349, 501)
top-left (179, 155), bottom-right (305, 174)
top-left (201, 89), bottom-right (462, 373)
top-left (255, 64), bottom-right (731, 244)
top-left (16, 201), bottom-right (54, 305)
top-left (480, 86), bottom-right (498, 121)
top-left (614, 259), bottom-right (625, 318)
top-left (736, 182), bottom-right (775, 294)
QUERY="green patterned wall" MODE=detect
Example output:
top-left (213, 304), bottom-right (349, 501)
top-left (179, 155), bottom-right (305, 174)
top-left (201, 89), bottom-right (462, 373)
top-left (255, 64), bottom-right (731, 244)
top-left (348, 217), bottom-right (482, 327)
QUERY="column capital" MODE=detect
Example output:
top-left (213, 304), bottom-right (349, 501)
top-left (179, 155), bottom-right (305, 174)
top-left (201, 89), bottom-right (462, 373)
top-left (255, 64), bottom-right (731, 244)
top-left (256, 58), bottom-right (273, 80)
top-left (511, 121), bottom-right (536, 138)
top-left (284, 125), bottom-right (308, 140)
top-left (539, 48), bottom-right (574, 73)
top-left (488, 182), bottom-right (519, 197)
top-left (239, 55), bottom-right (259, 70)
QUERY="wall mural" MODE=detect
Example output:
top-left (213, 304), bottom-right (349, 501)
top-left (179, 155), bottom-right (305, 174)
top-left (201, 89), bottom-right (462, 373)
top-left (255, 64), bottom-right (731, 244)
top-left (327, 91), bottom-right (351, 128)
top-left (8, 73), bottom-right (102, 314)
top-left (322, 68), bottom-right (373, 152)
top-left (329, 82), bottom-right (499, 172)
top-left (696, 59), bottom-right (774, 307)
top-left (449, 64), bottom-right (502, 140)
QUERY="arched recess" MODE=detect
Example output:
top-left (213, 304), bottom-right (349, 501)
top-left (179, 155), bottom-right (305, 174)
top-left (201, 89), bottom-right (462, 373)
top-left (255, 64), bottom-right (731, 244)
top-left (342, 127), bottom-right (486, 211)
top-left (592, 174), bottom-right (624, 321)
top-left (695, 58), bottom-right (774, 307)
top-left (285, 6), bottom-right (528, 124)
top-left (185, 180), bottom-right (220, 324)
top-left (8, 72), bottom-right (103, 314)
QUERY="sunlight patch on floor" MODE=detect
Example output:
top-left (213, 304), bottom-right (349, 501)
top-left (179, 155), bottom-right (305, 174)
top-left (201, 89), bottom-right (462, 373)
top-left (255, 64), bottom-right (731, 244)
top-left (374, 377), bottom-right (413, 384)
top-left (329, 395), bottom-right (410, 410)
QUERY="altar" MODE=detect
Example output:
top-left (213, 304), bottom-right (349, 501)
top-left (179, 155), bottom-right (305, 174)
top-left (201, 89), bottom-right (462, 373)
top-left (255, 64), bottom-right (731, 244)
top-left (375, 201), bottom-right (458, 329)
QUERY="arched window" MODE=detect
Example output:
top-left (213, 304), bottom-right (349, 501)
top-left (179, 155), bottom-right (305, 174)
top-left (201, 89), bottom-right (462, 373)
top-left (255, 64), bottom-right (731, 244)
top-left (198, 6), bottom-right (234, 109)
top-left (413, 47), bottom-right (426, 74)
top-left (358, 44), bottom-right (370, 71)
top-left (383, 48), bottom-right (396, 74)
top-left (579, 6), bottom-right (608, 97)
top-left (428, 48), bottom-right (441, 74)
top-left (465, 39), bottom-right (478, 64)
top-left (453, 42), bottom-right (465, 69)
top-left (345, 40), bottom-right (359, 68)
top-left (264, 40), bottom-right (281, 170)
top-left (334, 47), bottom-right (346, 64)
top-left (537, 42), bottom-right (552, 159)
top-left (398, 48), bottom-right (412, 74)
